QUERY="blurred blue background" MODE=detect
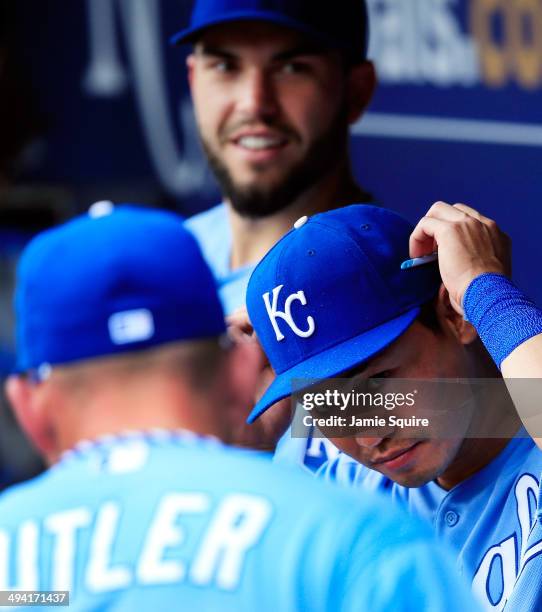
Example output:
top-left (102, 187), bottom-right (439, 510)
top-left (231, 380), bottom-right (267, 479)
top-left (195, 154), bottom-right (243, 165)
top-left (1, 0), bottom-right (541, 487)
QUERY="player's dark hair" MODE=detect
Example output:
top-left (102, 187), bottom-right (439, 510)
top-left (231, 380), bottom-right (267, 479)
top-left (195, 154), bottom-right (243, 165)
top-left (416, 297), bottom-right (442, 334)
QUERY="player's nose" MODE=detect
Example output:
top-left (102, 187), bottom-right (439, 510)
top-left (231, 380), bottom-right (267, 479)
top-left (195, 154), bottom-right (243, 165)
top-left (354, 435), bottom-right (386, 448)
top-left (237, 69), bottom-right (279, 119)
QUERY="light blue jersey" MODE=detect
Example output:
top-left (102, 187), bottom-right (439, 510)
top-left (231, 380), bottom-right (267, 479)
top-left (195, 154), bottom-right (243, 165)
top-left (185, 204), bottom-right (252, 316)
top-left (318, 431), bottom-right (542, 611)
top-left (186, 204), bottom-right (338, 472)
top-left (0, 432), bottom-right (477, 611)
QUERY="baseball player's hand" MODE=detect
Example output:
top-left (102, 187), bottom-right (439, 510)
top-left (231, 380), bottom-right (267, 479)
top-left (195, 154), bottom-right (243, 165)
top-left (410, 202), bottom-right (511, 315)
top-left (227, 307), bottom-right (255, 342)
top-left (226, 308), bottom-right (292, 450)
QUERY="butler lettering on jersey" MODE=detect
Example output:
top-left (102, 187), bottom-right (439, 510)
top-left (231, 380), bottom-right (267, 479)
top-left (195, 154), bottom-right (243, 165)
top-left (263, 285), bottom-right (316, 342)
top-left (0, 492), bottom-right (272, 593)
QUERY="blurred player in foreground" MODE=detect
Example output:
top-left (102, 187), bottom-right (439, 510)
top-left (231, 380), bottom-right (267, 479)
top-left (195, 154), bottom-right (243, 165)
top-left (175, 0), bottom-right (377, 467)
top-left (0, 205), bottom-right (476, 611)
top-left (246, 201), bottom-right (542, 610)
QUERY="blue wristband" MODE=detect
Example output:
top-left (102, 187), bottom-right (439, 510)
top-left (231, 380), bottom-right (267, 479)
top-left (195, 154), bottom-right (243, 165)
top-left (463, 273), bottom-right (542, 369)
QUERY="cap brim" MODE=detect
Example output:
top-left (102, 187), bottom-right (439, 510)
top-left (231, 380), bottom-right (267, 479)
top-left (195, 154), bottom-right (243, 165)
top-left (170, 11), bottom-right (339, 47)
top-left (247, 307), bottom-right (420, 423)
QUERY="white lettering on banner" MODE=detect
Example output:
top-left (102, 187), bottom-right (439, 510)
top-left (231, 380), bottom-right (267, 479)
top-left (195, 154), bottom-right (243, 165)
top-left (89, 0), bottom-right (479, 95)
top-left (262, 285), bottom-right (316, 342)
top-left (83, 0), bottom-right (128, 96)
top-left (366, 0), bottom-right (480, 86)
top-left (472, 474), bottom-right (541, 610)
top-left (83, 0), bottom-right (216, 198)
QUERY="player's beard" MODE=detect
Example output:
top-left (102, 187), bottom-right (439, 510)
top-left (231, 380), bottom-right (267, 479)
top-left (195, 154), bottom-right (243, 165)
top-left (201, 104), bottom-right (350, 219)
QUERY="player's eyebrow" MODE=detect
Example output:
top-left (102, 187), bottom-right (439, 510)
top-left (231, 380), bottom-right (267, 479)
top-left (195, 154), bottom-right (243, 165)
top-left (341, 361), bottom-right (371, 378)
top-left (271, 45), bottom-right (330, 61)
top-left (196, 44), bottom-right (330, 62)
top-left (196, 45), bottom-right (238, 60)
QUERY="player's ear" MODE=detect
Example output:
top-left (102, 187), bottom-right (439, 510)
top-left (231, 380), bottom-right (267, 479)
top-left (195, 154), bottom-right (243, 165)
top-left (186, 53), bottom-right (196, 89)
top-left (346, 60), bottom-right (377, 124)
top-left (435, 284), bottom-right (478, 345)
top-left (4, 375), bottom-right (56, 461)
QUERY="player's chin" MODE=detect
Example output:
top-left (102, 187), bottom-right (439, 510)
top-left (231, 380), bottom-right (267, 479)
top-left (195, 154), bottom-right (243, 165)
top-left (230, 164), bottom-right (293, 188)
top-left (373, 440), bottom-right (444, 487)
top-left (229, 148), bottom-right (298, 173)
top-left (380, 467), bottom-right (437, 488)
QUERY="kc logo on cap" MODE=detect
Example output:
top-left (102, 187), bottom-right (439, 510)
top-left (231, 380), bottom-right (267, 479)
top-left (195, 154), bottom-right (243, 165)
top-left (262, 285), bottom-right (316, 342)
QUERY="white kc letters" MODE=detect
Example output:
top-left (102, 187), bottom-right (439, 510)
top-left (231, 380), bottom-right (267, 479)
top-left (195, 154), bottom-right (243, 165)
top-left (262, 285), bottom-right (315, 342)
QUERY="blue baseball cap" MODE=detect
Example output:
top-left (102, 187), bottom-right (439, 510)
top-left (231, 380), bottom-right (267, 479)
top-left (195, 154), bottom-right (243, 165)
top-left (246, 205), bottom-right (441, 423)
top-left (171, 0), bottom-right (369, 63)
top-left (14, 203), bottom-right (226, 373)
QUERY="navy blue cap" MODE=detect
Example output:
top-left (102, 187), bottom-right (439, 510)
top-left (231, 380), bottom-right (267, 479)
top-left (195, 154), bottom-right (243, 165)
top-left (246, 205), bottom-right (441, 423)
top-left (171, 0), bottom-right (369, 63)
top-left (14, 204), bottom-right (226, 372)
